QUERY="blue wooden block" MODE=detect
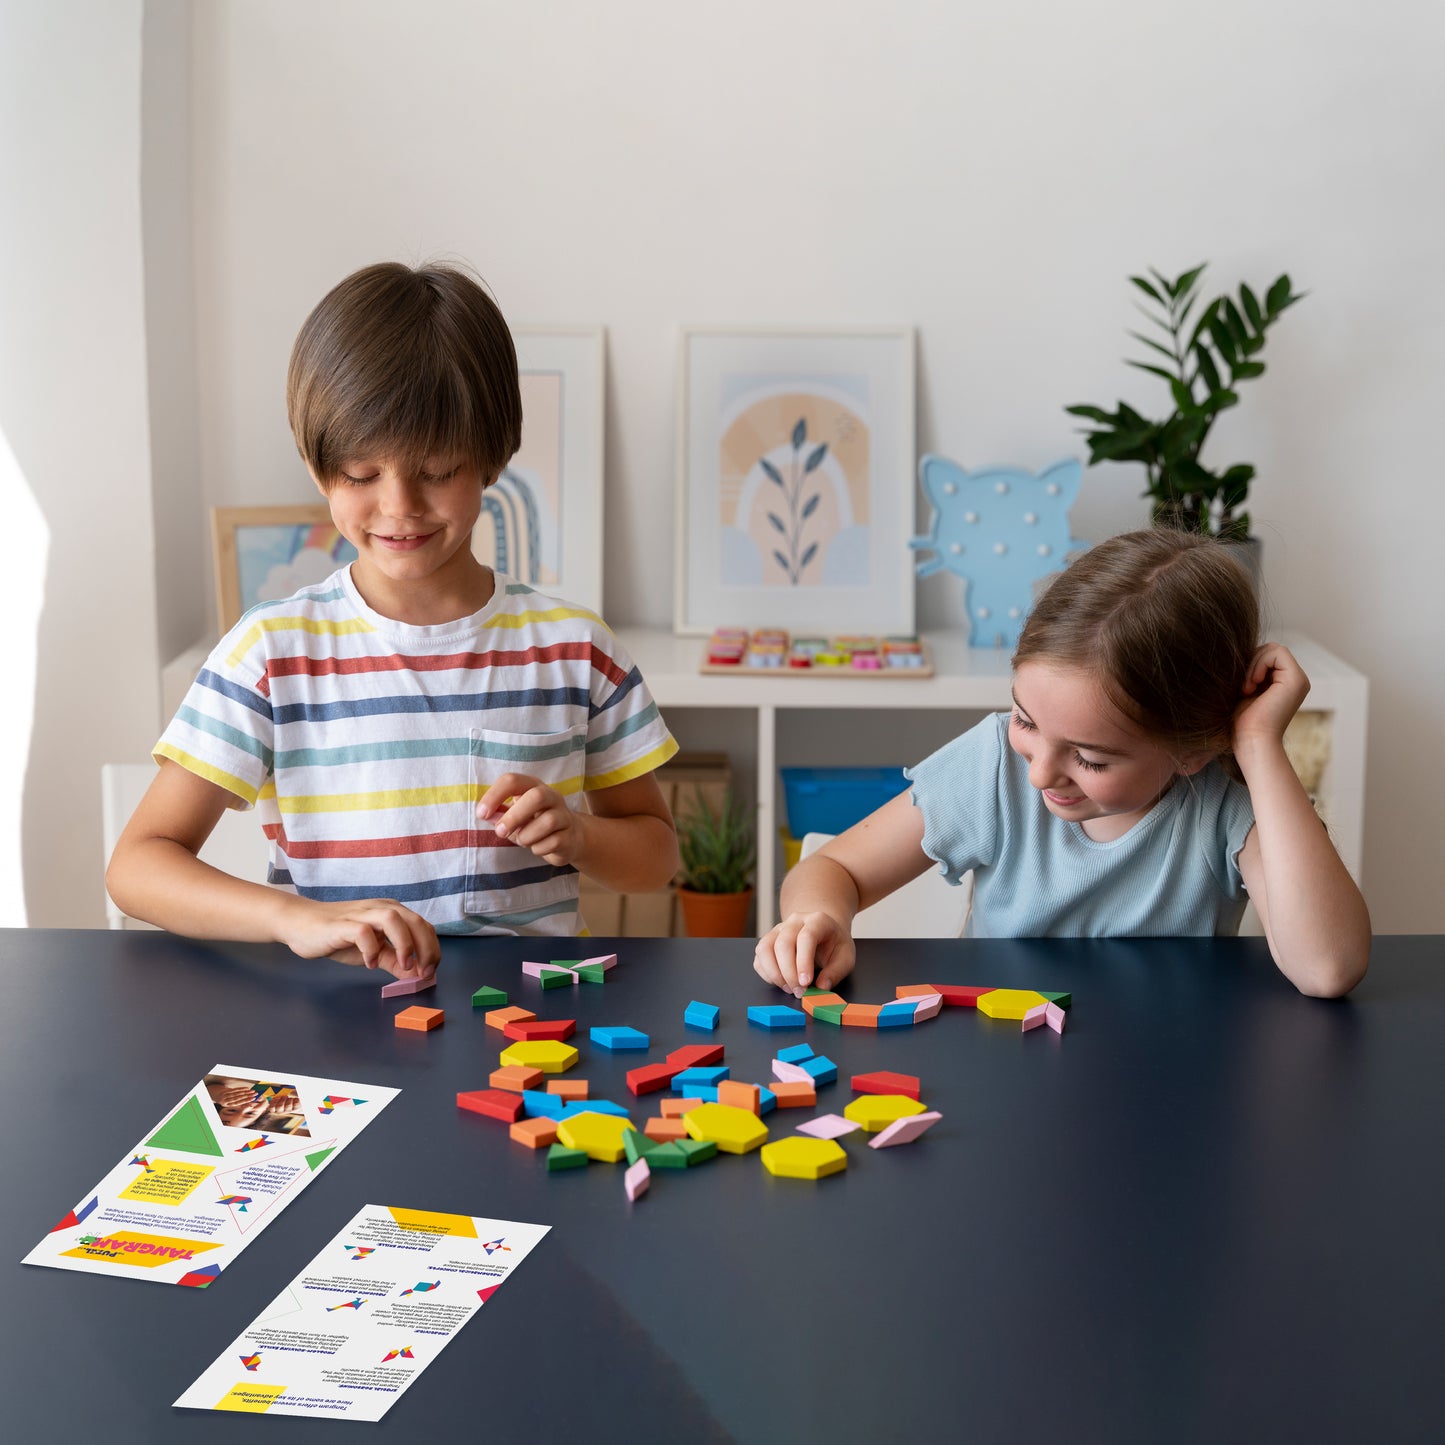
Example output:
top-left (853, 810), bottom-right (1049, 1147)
top-left (747, 1004), bottom-right (808, 1030)
top-left (522, 1090), bottom-right (565, 1118)
top-left (679, 1084), bottom-right (719, 1101)
top-left (801, 1054), bottom-right (837, 1086)
top-left (757, 1086), bottom-right (777, 1116)
top-left (671, 1066), bottom-right (729, 1088)
top-left (777, 1043), bottom-right (815, 1064)
top-left (558, 1099), bottom-right (631, 1119)
top-left (876, 1001), bottom-right (918, 1028)
top-left (684, 1000), bottom-right (720, 1030)
top-left (590, 1025), bottom-right (650, 1051)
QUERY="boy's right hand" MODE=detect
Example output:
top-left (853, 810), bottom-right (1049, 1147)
top-left (753, 911), bottom-right (856, 998)
top-left (275, 897), bottom-right (440, 981)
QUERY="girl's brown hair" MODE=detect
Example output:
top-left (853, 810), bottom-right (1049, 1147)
top-left (287, 261), bottom-right (523, 486)
top-left (1012, 529), bottom-right (1258, 763)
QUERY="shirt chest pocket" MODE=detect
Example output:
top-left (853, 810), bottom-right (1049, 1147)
top-left (468, 721), bottom-right (589, 804)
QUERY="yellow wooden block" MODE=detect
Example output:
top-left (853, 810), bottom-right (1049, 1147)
top-left (760, 1136), bottom-right (847, 1180)
top-left (975, 988), bottom-right (1048, 1020)
top-left (683, 1102), bottom-right (769, 1155)
top-left (555, 1111), bottom-right (636, 1163)
top-left (498, 1040), bottom-right (579, 1073)
top-left (843, 1094), bottom-right (927, 1132)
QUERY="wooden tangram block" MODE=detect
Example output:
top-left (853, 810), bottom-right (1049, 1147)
top-left (546, 1079), bottom-right (589, 1101)
top-left (485, 1006), bottom-right (536, 1031)
top-left (489, 1065), bottom-right (545, 1093)
top-left (380, 974), bottom-right (435, 998)
top-left (509, 1117), bottom-right (558, 1149)
top-left (395, 1006), bottom-right (443, 1031)
top-left (660, 1096), bottom-right (704, 1117)
top-left (717, 1080), bottom-right (762, 1115)
top-left (840, 1003), bottom-right (881, 1027)
top-left (770, 1081), bottom-right (817, 1108)
top-left (504, 1017), bottom-right (576, 1043)
top-left (644, 1117), bottom-right (689, 1142)
top-left (456, 1089), bottom-right (523, 1123)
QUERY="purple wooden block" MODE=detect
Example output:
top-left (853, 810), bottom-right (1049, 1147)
top-left (380, 974), bottom-right (435, 998)
top-left (624, 1158), bottom-right (650, 1201)
top-left (1046, 1002), bottom-right (1066, 1033)
top-left (869, 1110), bottom-right (942, 1149)
top-left (795, 1114), bottom-right (861, 1140)
top-left (771, 1059), bottom-right (814, 1084)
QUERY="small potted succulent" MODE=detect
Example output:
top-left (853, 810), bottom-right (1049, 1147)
top-left (675, 787), bottom-right (756, 938)
top-left (1066, 263), bottom-right (1304, 561)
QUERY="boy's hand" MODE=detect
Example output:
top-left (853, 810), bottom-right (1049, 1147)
top-left (1234, 642), bottom-right (1310, 752)
top-left (276, 897), bottom-right (439, 980)
top-left (754, 911), bottom-right (855, 998)
top-left (477, 774), bottom-right (582, 866)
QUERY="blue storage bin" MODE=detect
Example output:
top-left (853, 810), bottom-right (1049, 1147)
top-left (780, 767), bottom-right (910, 838)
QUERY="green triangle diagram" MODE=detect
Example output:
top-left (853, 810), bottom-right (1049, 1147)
top-left (305, 1146), bottom-right (336, 1172)
top-left (146, 1095), bottom-right (224, 1157)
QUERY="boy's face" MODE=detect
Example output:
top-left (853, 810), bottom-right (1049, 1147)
top-left (315, 455), bottom-right (490, 611)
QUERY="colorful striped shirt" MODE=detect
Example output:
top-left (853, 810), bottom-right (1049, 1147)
top-left (156, 568), bottom-right (678, 936)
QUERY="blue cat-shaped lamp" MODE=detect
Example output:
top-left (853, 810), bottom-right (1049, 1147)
top-left (910, 456), bottom-right (1086, 649)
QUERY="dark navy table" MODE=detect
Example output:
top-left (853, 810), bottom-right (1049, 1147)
top-left (4, 930), bottom-right (1442, 1443)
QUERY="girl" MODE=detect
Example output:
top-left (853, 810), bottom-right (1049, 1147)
top-left (754, 530), bottom-right (1370, 999)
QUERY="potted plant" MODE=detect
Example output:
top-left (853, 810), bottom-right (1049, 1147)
top-left (1066, 263), bottom-right (1304, 552)
top-left (675, 787), bottom-right (756, 938)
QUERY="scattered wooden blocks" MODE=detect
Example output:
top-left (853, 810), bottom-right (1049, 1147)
top-left (644, 1117), bottom-right (689, 1142)
top-left (683, 1103), bottom-right (768, 1155)
top-left (977, 988), bottom-right (1049, 1021)
top-left (546, 1079), bottom-right (589, 1101)
top-left (394, 1006), bottom-right (443, 1031)
top-left (489, 1065), bottom-right (544, 1093)
top-left (747, 1004), bottom-right (807, 1029)
top-left (624, 1158), bottom-right (651, 1201)
top-left (795, 1114), bottom-right (861, 1140)
top-left (546, 1143), bottom-right (588, 1171)
top-left (760, 1136), bottom-right (847, 1180)
top-left (591, 1025), bottom-right (650, 1051)
top-left (485, 1006), bottom-right (536, 1031)
top-left (869, 1110), bottom-right (942, 1149)
top-left (509, 1117), bottom-right (558, 1149)
top-left (499, 1040), bottom-right (579, 1073)
top-left (556, 1112), bottom-right (636, 1163)
top-left (380, 974), bottom-right (435, 998)
top-left (770, 1081), bottom-right (817, 1108)
top-left (718, 1080), bottom-right (762, 1115)
top-left (1046, 1002), bottom-right (1066, 1033)
top-left (471, 985), bottom-right (508, 1009)
top-left (456, 1089), bottom-right (524, 1124)
top-left (850, 1070), bottom-right (922, 1100)
top-left (1022, 1004), bottom-right (1048, 1032)
top-left (660, 1097), bottom-right (704, 1117)
top-left (684, 1000), bottom-right (721, 1030)
top-left (503, 1017), bottom-right (576, 1043)
top-left (666, 1043), bottom-right (725, 1069)
top-left (844, 1094), bottom-right (928, 1133)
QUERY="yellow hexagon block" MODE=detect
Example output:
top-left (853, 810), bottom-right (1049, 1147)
top-left (843, 1094), bottom-right (927, 1133)
top-left (555, 1111), bottom-right (636, 1163)
top-left (499, 1040), bottom-right (579, 1073)
top-left (975, 988), bottom-right (1048, 1020)
top-left (683, 1102), bottom-right (769, 1155)
top-left (760, 1136), bottom-right (847, 1180)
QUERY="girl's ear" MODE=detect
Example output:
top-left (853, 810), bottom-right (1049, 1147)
top-left (1175, 744), bottom-right (1223, 778)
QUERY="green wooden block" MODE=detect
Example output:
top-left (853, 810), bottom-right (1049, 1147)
top-left (471, 985), bottom-right (508, 1009)
top-left (676, 1138), bottom-right (718, 1166)
top-left (811, 1004), bottom-right (846, 1025)
top-left (540, 968), bottom-right (575, 989)
top-left (546, 1144), bottom-right (588, 1172)
top-left (551, 960), bottom-right (583, 968)
top-left (575, 964), bottom-right (607, 984)
top-left (623, 1130), bottom-right (666, 1166)
top-left (1039, 991), bottom-right (1072, 1009)
top-left (645, 1143), bottom-right (691, 1170)
top-left (803, 986), bottom-right (831, 996)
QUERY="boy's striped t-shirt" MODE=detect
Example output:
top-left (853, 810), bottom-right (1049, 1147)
top-left (155, 568), bottom-right (678, 936)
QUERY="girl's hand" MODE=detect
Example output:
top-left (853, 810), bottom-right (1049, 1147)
top-left (754, 911), bottom-right (856, 997)
top-left (1233, 642), bottom-right (1310, 752)
top-left (275, 897), bottom-right (440, 980)
top-left (478, 773), bottom-right (581, 866)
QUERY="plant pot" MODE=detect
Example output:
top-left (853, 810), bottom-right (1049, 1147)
top-left (677, 887), bottom-right (754, 938)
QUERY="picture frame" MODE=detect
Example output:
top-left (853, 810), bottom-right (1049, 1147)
top-left (211, 505), bottom-right (357, 633)
top-left (675, 326), bottom-right (917, 636)
top-left (484, 327), bottom-right (606, 612)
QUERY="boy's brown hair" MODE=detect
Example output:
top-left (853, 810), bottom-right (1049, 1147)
top-left (1013, 529), bottom-right (1259, 763)
top-left (287, 261), bottom-right (523, 486)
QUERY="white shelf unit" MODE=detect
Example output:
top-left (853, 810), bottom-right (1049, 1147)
top-left (618, 628), bottom-right (1369, 932)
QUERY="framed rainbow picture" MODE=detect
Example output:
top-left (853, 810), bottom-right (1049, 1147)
top-left (211, 506), bottom-right (357, 632)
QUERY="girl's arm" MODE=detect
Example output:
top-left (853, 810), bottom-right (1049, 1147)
top-left (1232, 643), bottom-right (1371, 997)
top-left (754, 790), bottom-right (933, 996)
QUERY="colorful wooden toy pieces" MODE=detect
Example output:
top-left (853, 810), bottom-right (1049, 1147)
top-left (747, 1005), bottom-right (807, 1029)
top-left (976, 988), bottom-right (1050, 1020)
top-left (684, 1000), bottom-right (720, 1030)
top-left (591, 1026), bottom-right (650, 1051)
top-left (1023, 1001), bottom-right (1067, 1033)
top-left (503, 1017), bottom-right (576, 1043)
top-left (490, 1065), bottom-right (544, 1093)
top-left (394, 1006), bottom-right (443, 1031)
top-left (485, 1006), bottom-right (535, 1031)
top-left (624, 1158), bottom-right (651, 1201)
top-left (760, 1136), bottom-right (847, 1180)
top-left (683, 1103), bottom-right (769, 1155)
top-left (522, 955), bottom-right (617, 989)
top-left (456, 1089), bottom-right (524, 1124)
top-left (498, 1040), bottom-right (579, 1073)
top-left (794, 1113), bottom-right (862, 1140)
top-left (843, 1094), bottom-right (927, 1132)
top-left (471, 985), bottom-right (508, 1009)
top-left (850, 1070), bottom-right (922, 1100)
top-left (381, 973), bottom-right (436, 998)
top-left (556, 1112), bottom-right (636, 1163)
top-left (869, 1111), bottom-right (942, 1149)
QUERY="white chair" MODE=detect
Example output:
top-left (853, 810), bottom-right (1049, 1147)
top-left (101, 763), bottom-right (273, 929)
top-left (799, 831), bottom-right (971, 938)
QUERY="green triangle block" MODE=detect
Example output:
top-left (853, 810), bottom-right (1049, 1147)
top-left (540, 969), bottom-right (574, 990)
top-left (1039, 992), bottom-right (1072, 1009)
top-left (623, 1130), bottom-right (668, 1165)
top-left (147, 1095), bottom-right (224, 1157)
top-left (471, 985), bottom-right (508, 1008)
top-left (546, 1144), bottom-right (588, 1171)
top-left (575, 964), bottom-right (606, 984)
top-left (677, 1138), bottom-right (718, 1166)
top-left (811, 1004), bottom-right (846, 1025)
top-left (645, 1142), bottom-right (691, 1170)
top-left (803, 986), bottom-right (831, 996)
top-left (305, 1146), bottom-right (336, 1172)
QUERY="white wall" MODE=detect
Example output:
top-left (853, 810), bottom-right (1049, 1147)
top-left (1, 0), bottom-right (159, 928)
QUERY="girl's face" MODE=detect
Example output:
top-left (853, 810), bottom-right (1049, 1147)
top-left (1008, 661), bottom-right (1209, 841)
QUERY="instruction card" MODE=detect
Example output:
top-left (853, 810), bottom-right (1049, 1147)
top-left (23, 1064), bottom-right (398, 1288)
top-left (174, 1204), bottom-right (549, 1419)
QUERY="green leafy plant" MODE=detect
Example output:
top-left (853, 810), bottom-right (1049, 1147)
top-left (676, 788), bottom-right (756, 895)
top-left (1066, 263), bottom-right (1304, 539)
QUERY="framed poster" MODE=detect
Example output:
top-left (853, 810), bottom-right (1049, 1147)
top-left (480, 327), bottom-right (606, 612)
top-left (675, 326), bottom-right (916, 636)
top-left (211, 506), bottom-right (357, 633)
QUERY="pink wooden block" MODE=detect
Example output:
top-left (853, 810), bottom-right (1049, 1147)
top-left (795, 1114), bottom-right (862, 1140)
top-left (1046, 1002), bottom-right (1066, 1033)
top-left (522, 960), bottom-right (576, 982)
top-left (1022, 1004), bottom-right (1048, 1032)
top-left (624, 1158), bottom-right (651, 1201)
top-left (380, 974), bottom-right (435, 998)
top-left (909, 993), bottom-right (944, 1020)
top-left (869, 1110), bottom-right (942, 1149)
top-left (771, 1059), bottom-right (814, 1084)
top-left (581, 953), bottom-right (618, 970)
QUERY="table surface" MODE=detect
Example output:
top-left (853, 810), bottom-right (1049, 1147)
top-left (4, 930), bottom-right (1442, 1444)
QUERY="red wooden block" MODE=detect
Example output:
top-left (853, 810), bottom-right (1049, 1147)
top-left (850, 1070), bottom-right (922, 1100)
top-left (504, 1017), bottom-right (576, 1043)
top-left (840, 1003), bottom-right (881, 1027)
top-left (665, 1043), bottom-right (725, 1069)
top-left (456, 1089), bottom-right (524, 1123)
top-left (932, 985), bottom-right (995, 1007)
top-left (718, 1080), bottom-right (762, 1115)
top-left (625, 1062), bottom-right (678, 1097)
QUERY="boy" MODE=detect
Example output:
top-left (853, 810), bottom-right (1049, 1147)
top-left (107, 262), bottom-right (679, 978)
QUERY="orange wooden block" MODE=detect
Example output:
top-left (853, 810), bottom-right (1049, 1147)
top-left (841, 1003), bottom-right (881, 1027)
top-left (489, 1065), bottom-right (544, 1093)
top-left (718, 1079), bottom-right (762, 1115)
top-left (395, 1005), bottom-right (443, 1031)
top-left (801, 991), bottom-right (846, 1016)
top-left (770, 1081), bottom-right (817, 1108)
top-left (895, 984), bottom-right (938, 998)
top-left (509, 1117), bottom-right (559, 1149)
top-left (546, 1079), bottom-right (589, 1101)
top-left (660, 1096), bottom-right (704, 1117)
top-left (485, 1005), bottom-right (536, 1031)
top-left (644, 1117), bottom-right (688, 1141)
